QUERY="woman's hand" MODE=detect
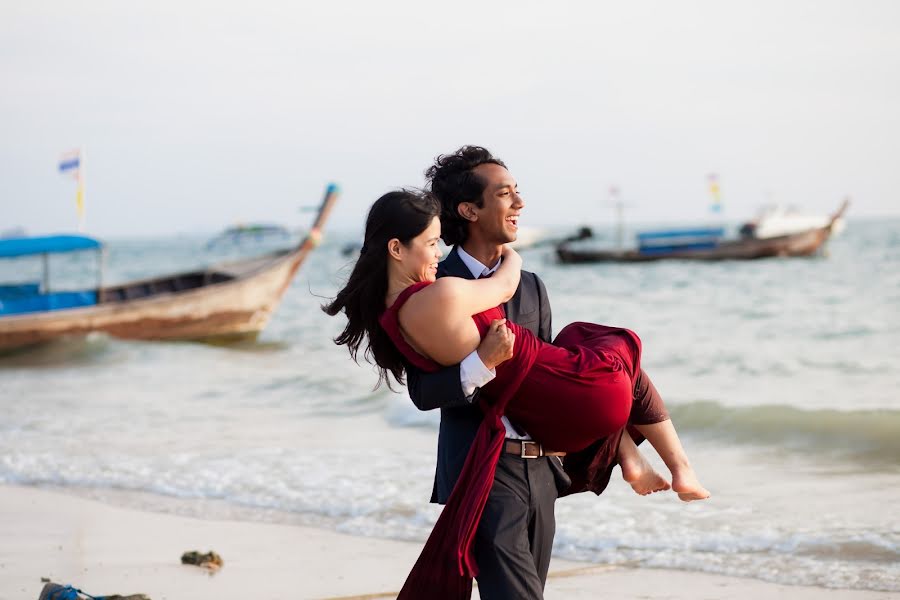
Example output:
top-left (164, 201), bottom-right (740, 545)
top-left (489, 245), bottom-right (522, 303)
top-left (477, 318), bottom-right (515, 370)
top-left (501, 244), bottom-right (522, 267)
top-left (484, 245), bottom-right (522, 304)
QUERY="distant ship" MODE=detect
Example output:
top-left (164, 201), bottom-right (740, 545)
top-left (556, 200), bottom-right (848, 263)
top-left (1, 227), bottom-right (26, 239)
top-left (508, 225), bottom-right (552, 250)
top-left (206, 223), bottom-right (296, 250)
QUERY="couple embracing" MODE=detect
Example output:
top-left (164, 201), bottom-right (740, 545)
top-left (325, 146), bottom-right (708, 600)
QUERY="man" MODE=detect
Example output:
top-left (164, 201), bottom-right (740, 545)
top-left (407, 146), bottom-right (569, 599)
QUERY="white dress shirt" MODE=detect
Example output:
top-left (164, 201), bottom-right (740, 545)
top-left (456, 246), bottom-right (530, 440)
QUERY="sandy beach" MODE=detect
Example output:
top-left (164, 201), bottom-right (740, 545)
top-left (0, 484), bottom-right (893, 600)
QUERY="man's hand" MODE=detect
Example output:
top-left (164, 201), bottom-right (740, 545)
top-left (477, 318), bottom-right (515, 370)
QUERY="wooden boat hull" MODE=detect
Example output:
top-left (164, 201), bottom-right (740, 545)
top-left (0, 188), bottom-right (337, 352)
top-left (0, 247), bottom-right (300, 351)
top-left (557, 222), bottom-right (835, 264)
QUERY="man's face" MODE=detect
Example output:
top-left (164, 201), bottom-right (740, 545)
top-left (467, 163), bottom-right (524, 245)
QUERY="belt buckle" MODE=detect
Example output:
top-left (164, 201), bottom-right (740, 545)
top-left (520, 440), bottom-right (541, 459)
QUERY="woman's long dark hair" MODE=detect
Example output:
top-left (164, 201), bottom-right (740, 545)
top-left (323, 190), bottom-right (440, 389)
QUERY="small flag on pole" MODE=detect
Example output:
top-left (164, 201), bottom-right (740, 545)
top-left (58, 149), bottom-right (86, 229)
top-left (75, 178), bottom-right (85, 220)
top-left (59, 150), bottom-right (81, 178)
top-left (708, 173), bottom-right (722, 213)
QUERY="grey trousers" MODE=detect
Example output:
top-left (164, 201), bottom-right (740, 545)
top-left (473, 451), bottom-right (559, 600)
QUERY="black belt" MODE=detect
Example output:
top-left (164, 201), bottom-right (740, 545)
top-left (503, 439), bottom-right (567, 459)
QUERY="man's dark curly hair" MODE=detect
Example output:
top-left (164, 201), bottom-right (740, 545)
top-left (424, 145), bottom-right (506, 246)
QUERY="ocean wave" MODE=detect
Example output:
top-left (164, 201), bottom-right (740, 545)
top-left (380, 395), bottom-right (900, 464)
top-left (552, 527), bottom-right (900, 592)
top-left (670, 401), bottom-right (900, 464)
top-left (3, 439), bottom-right (898, 593)
top-left (383, 395), bottom-right (441, 429)
top-left (812, 326), bottom-right (879, 340)
top-left (0, 334), bottom-right (121, 368)
top-left (797, 356), bottom-right (896, 374)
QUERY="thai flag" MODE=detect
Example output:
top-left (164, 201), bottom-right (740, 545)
top-left (59, 150), bottom-right (81, 178)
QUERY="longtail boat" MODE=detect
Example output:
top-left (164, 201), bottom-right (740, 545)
top-left (0, 184), bottom-right (339, 352)
top-left (556, 200), bottom-right (848, 264)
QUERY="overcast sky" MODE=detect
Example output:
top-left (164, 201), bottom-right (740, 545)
top-left (2, 0), bottom-right (898, 237)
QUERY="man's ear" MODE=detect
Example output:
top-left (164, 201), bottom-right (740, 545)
top-left (457, 202), bottom-right (478, 222)
top-left (387, 238), bottom-right (403, 260)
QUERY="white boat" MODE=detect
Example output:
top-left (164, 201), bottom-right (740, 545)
top-left (740, 203), bottom-right (847, 239)
top-left (508, 225), bottom-right (552, 250)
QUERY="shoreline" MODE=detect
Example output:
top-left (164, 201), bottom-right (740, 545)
top-left (0, 484), bottom-right (894, 600)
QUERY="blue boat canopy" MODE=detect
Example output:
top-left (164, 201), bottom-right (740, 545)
top-left (0, 235), bottom-right (103, 259)
top-left (636, 227), bottom-right (725, 241)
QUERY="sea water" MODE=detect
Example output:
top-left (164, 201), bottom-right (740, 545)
top-left (1, 219), bottom-right (898, 592)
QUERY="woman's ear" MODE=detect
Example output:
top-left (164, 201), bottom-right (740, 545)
top-left (387, 238), bottom-right (403, 261)
top-left (457, 202), bottom-right (478, 222)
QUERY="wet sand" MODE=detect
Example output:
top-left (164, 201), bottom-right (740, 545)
top-left (0, 485), bottom-right (893, 600)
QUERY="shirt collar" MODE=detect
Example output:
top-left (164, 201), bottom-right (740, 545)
top-left (457, 245), bottom-right (501, 279)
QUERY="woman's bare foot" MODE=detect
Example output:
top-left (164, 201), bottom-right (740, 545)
top-left (671, 467), bottom-right (710, 502)
top-left (620, 450), bottom-right (671, 496)
top-left (632, 420), bottom-right (710, 502)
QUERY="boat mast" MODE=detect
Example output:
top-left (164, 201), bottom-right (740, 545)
top-left (77, 147), bottom-right (86, 233)
top-left (97, 246), bottom-right (106, 293)
top-left (708, 173), bottom-right (721, 214)
top-left (609, 186), bottom-right (624, 249)
top-left (41, 253), bottom-right (50, 293)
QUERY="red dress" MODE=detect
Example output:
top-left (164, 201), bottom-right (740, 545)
top-left (380, 281), bottom-right (648, 600)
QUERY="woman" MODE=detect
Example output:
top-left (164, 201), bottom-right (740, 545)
top-left (324, 190), bottom-right (708, 598)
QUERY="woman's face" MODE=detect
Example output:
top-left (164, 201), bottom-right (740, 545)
top-left (401, 216), bottom-right (443, 282)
